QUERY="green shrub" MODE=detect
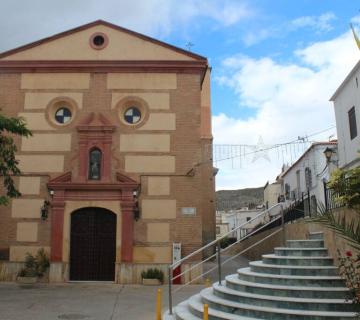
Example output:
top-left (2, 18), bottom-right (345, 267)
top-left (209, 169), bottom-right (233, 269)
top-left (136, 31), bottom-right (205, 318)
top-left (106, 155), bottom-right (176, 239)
top-left (141, 268), bottom-right (164, 283)
top-left (17, 248), bottom-right (50, 278)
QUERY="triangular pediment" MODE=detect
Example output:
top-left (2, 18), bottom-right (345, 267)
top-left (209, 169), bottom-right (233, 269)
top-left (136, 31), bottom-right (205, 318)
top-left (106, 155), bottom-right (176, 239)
top-left (0, 20), bottom-right (206, 62)
top-left (77, 112), bottom-right (116, 132)
top-left (48, 172), bottom-right (72, 184)
top-left (116, 172), bottom-right (138, 185)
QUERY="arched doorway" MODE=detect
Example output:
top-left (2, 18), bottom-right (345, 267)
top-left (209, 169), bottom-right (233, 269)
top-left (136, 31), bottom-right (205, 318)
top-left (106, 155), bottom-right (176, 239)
top-left (70, 207), bottom-right (116, 281)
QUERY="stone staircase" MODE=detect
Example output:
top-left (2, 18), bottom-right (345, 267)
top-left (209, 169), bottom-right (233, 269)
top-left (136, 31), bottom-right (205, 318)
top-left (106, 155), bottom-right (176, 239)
top-left (166, 232), bottom-right (360, 319)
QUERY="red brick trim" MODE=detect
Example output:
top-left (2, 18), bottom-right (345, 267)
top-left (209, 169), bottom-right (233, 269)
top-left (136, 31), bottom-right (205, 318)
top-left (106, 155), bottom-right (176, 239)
top-left (0, 60), bottom-right (207, 74)
top-left (48, 172), bottom-right (139, 263)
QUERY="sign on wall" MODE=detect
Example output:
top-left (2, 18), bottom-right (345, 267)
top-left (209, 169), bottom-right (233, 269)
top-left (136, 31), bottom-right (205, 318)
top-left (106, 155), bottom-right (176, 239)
top-left (172, 242), bottom-right (181, 265)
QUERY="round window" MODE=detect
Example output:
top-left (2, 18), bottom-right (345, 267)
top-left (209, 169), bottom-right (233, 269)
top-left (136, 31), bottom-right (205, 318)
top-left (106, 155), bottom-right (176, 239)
top-left (55, 107), bottom-right (72, 124)
top-left (124, 107), bottom-right (141, 124)
top-left (93, 35), bottom-right (105, 47)
top-left (89, 32), bottom-right (108, 50)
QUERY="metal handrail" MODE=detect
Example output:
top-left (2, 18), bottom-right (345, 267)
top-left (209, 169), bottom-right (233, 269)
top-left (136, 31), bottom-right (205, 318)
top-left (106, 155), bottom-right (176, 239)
top-left (170, 203), bottom-right (283, 269)
top-left (167, 203), bottom-right (285, 315)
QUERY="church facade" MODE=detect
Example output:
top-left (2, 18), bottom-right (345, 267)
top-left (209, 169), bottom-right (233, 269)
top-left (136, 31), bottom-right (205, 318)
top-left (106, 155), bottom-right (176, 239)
top-left (0, 20), bottom-right (215, 283)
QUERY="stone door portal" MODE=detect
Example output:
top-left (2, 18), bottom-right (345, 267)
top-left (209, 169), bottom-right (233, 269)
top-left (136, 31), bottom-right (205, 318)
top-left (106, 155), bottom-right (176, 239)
top-left (70, 207), bottom-right (116, 281)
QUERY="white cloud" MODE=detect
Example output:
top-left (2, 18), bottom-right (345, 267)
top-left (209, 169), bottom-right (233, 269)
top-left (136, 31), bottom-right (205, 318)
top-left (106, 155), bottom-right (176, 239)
top-left (243, 12), bottom-right (336, 47)
top-left (291, 12), bottom-right (336, 32)
top-left (214, 30), bottom-right (359, 190)
top-left (0, 0), bottom-right (253, 52)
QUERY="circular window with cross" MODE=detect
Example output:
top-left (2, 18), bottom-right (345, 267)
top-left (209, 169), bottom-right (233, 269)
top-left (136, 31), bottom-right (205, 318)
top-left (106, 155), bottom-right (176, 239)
top-left (55, 107), bottom-right (72, 124)
top-left (46, 98), bottom-right (78, 127)
top-left (124, 107), bottom-right (141, 124)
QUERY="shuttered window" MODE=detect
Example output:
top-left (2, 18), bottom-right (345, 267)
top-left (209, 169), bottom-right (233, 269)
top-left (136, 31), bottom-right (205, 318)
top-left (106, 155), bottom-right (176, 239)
top-left (349, 106), bottom-right (357, 140)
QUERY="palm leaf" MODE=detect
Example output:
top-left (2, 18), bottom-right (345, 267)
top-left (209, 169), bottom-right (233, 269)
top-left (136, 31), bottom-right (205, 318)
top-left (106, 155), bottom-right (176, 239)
top-left (310, 203), bottom-right (360, 251)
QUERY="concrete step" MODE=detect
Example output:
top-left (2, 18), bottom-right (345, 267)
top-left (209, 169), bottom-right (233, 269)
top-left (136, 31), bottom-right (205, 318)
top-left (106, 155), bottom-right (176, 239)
top-left (309, 232), bottom-right (324, 240)
top-left (262, 254), bottom-right (334, 266)
top-left (274, 247), bottom-right (329, 257)
top-left (250, 260), bottom-right (338, 276)
top-left (172, 301), bottom-right (203, 320)
top-left (213, 283), bottom-right (356, 312)
top-left (225, 274), bottom-right (350, 299)
top-left (187, 294), bottom-right (260, 320)
top-left (200, 288), bottom-right (358, 319)
top-left (286, 239), bottom-right (324, 248)
top-left (237, 267), bottom-right (346, 287)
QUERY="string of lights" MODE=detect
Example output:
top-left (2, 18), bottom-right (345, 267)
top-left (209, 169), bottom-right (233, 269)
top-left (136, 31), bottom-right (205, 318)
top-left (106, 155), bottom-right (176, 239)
top-left (207, 125), bottom-right (336, 168)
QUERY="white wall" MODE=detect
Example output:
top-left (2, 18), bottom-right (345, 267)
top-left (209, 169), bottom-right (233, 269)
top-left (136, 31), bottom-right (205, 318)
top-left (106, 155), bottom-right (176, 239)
top-left (333, 70), bottom-right (360, 168)
top-left (281, 144), bottom-right (336, 210)
top-left (225, 209), bottom-right (262, 240)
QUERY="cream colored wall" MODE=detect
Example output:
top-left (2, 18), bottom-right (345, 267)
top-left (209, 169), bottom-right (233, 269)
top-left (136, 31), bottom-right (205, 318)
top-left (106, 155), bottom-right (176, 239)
top-left (63, 201), bottom-right (122, 263)
top-left (108, 73), bottom-right (177, 90)
top-left (133, 246), bottom-right (171, 263)
top-left (112, 92), bottom-right (170, 110)
top-left (19, 177), bottom-right (41, 195)
top-left (17, 155), bottom-right (64, 173)
top-left (18, 113), bottom-right (54, 131)
top-left (9, 246), bottom-right (51, 262)
top-left (200, 69), bottom-right (212, 139)
top-left (16, 222), bottom-right (38, 242)
top-left (125, 155), bottom-right (175, 173)
top-left (201, 69), bottom-right (211, 107)
top-left (24, 92), bottom-right (83, 109)
top-left (141, 199), bottom-right (177, 219)
top-left (147, 223), bottom-right (170, 242)
top-left (264, 183), bottom-right (281, 208)
top-left (21, 74), bottom-right (90, 89)
top-left (139, 113), bottom-right (176, 131)
top-left (148, 177), bottom-right (170, 195)
top-left (119, 134), bottom-right (170, 152)
top-left (2, 25), bottom-right (195, 61)
top-left (21, 134), bottom-right (72, 152)
top-left (11, 199), bottom-right (43, 218)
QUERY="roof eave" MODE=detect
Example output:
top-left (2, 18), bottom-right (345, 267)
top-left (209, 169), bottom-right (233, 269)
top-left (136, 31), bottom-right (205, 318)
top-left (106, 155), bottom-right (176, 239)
top-left (330, 59), bottom-right (360, 102)
top-left (0, 19), bottom-right (208, 62)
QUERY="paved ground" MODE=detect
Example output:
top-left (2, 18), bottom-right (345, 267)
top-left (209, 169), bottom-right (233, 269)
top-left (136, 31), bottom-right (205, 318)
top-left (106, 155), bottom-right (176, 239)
top-left (0, 282), bottom-right (203, 320)
top-left (0, 257), bottom-right (249, 319)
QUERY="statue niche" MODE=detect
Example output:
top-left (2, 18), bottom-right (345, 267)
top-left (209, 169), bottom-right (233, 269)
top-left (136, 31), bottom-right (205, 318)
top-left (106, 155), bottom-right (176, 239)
top-left (88, 148), bottom-right (102, 180)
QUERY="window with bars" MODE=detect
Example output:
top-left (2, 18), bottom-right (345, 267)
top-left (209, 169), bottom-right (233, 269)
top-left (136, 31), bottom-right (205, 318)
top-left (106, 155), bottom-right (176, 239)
top-left (305, 167), bottom-right (312, 189)
top-left (348, 106), bottom-right (357, 140)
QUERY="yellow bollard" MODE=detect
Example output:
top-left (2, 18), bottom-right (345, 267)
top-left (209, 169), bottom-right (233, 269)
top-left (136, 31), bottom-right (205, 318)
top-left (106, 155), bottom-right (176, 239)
top-left (203, 304), bottom-right (209, 320)
top-left (156, 288), bottom-right (162, 320)
top-left (205, 278), bottom-right (211, 287)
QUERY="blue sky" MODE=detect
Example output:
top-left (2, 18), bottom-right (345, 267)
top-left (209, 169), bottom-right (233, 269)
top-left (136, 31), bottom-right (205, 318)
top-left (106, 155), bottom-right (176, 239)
top-left (0, 0), bottom-right (359, 190)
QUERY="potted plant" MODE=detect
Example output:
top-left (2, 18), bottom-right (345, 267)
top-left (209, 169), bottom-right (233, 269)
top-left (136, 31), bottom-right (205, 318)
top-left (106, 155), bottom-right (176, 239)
top-left (141, 268), bottom-right (164, 285)
top-left (338, 250), bottom-right (360, 303)
top-left (17, 248), bottom-right (50, 288)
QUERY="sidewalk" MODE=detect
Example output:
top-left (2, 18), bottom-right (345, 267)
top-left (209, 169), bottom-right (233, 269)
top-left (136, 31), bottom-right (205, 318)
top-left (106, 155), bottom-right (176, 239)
top-left (0, 282), bottom-right (203, 320)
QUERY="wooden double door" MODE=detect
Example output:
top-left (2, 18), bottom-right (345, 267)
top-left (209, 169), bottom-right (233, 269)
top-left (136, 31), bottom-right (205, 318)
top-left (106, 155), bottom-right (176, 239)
top-left (70, 207), bottom-right (116, 281)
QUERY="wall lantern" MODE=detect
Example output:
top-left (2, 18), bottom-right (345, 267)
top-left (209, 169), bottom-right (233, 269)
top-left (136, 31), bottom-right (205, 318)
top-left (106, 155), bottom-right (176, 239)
top-left (133, 189), bottom-right (140, 221)
top-left (323, 147), bottom-right (334, 163)
top-left (41, 200), bottom-right (50, 220)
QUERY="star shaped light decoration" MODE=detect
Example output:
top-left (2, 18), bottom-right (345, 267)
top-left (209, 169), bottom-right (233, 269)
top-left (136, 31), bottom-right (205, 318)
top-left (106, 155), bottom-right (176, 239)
top-left (250, 136), bottom-right (271, 163)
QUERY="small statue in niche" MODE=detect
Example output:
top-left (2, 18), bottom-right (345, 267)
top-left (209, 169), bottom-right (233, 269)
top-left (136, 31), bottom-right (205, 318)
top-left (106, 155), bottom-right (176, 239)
top-left (89, 148), bottom-right (101, 180)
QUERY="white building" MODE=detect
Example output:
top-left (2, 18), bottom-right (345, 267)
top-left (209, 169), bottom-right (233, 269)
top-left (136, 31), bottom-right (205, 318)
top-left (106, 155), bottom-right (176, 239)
top-left (331, 61), bottom-right (360, 169)
top-left (216, 208), bottom-right (263, 240)
top-left (280, 142), bottom-right (338, 215)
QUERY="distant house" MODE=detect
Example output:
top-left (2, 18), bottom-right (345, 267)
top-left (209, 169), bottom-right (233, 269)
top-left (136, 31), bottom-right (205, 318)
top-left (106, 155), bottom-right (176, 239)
top-left (216, 208), bottom-right (263, 240)
top-left (331, 62), bottom-right (360, 169)
top-left (279, 142), bottom-right (338, 216)
top-left (263, 181), bottom-right (281, 209)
